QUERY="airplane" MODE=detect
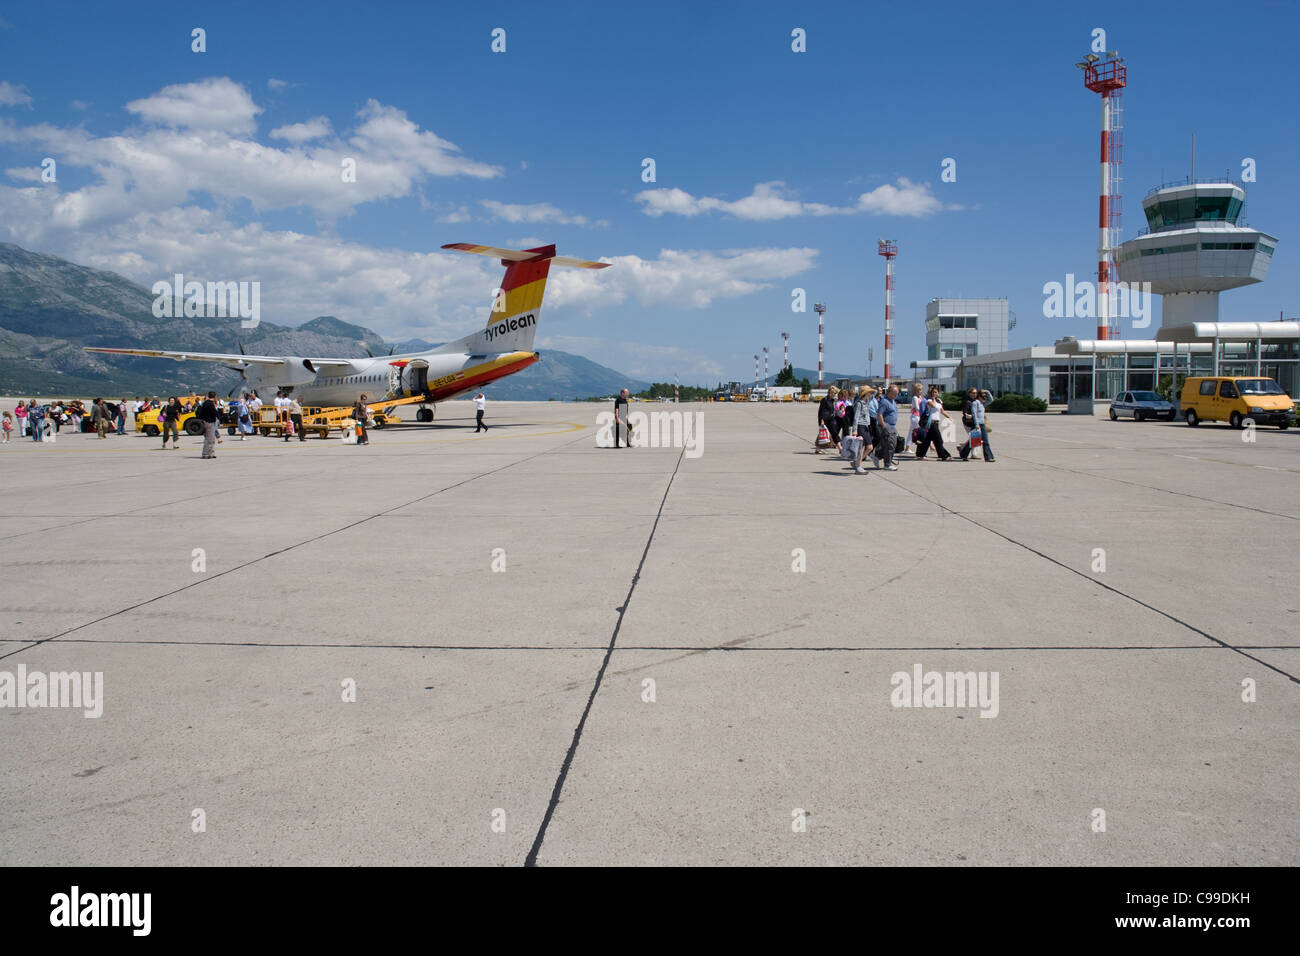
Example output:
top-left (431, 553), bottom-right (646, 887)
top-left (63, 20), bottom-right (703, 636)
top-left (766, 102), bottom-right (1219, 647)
top-left (84, 243), bottom-right (610, 422)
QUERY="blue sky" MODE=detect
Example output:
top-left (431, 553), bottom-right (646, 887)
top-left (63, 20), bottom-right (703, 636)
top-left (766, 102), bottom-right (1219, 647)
top-left (1, 0), bottom-right (1296, 385)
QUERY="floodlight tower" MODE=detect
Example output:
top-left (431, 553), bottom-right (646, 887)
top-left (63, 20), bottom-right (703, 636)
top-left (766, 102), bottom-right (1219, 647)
top-left (877, 240), bottom-right (897, 386)
top-left (781, 331), bottom-right (790, 373)
top-left (1076, 50), bottom-right (1126, 340)
top-left (813, 302), bottom-right (827, 387)
top-left (754, 354), bottom-right (760, 394)
top-left (763, 347), bottom-right (769, 390)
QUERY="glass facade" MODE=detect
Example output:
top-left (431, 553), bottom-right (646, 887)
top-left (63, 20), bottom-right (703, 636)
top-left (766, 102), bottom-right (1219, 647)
top-left (1049, 365), bottom-right (1070, 404)
top-left (961, 360), bottom-right (1034, 397)
top-left (1143, 195), bottom-right (1242, 231)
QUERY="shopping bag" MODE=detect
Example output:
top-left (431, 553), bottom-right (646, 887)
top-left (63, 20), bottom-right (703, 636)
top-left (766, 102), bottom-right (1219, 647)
top-left (816, 424), bottom-right (832, 448)
top-left (841, 435), bottom-right (863, 460)
top-left (969, 428), bottom-right (983, 452)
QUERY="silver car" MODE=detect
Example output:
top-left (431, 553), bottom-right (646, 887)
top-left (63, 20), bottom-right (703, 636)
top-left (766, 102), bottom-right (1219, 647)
top-left (1109, 390), bottom-right (1176, 422)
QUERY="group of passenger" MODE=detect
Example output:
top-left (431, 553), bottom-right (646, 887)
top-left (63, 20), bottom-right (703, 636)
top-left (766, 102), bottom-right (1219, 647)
top-left (816, 384), bottom-right (995, 470)
top-left (4, 397), bottom-right (144, 441)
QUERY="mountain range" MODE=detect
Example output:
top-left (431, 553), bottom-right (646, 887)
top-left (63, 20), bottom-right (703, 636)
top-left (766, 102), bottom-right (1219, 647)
top-left (0, 243), bottom-right (648, 400)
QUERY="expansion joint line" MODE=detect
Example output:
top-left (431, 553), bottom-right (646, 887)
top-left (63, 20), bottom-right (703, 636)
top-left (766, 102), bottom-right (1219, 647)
top-left (0, 432), bottom-right (592, 664)
top-left (754, 410), bottom-right (1300, 686)
top-left (525, 445), bottom-right (688, 866)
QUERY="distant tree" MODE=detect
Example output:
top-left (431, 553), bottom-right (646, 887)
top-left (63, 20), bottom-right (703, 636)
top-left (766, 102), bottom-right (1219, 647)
top-left (773, 364), bottom-right (795, 387)
top-left (799, 377), bottom-right (811, 395)
top-left (1156, 374), bottom-right (1186, 402)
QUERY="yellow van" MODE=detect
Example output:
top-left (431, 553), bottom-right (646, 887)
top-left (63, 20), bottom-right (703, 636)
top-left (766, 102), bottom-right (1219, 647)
top-left (1180, 376), bottom-right (1294, 430)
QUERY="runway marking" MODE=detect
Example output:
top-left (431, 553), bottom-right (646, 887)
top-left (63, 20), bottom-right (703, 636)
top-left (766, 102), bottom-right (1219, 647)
top-left (525, 443), bottom-right (687, 867)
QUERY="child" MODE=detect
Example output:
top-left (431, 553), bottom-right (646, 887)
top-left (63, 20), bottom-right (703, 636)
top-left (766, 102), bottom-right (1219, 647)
top-left (1, 410), bottom-right (12, 442)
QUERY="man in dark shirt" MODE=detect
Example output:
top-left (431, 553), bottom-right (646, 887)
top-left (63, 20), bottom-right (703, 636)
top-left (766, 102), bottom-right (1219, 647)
top-left (198, 390), bottom-right (219, 458)
top-left (613, 388), bottom-right (630, 448)
top-left (353, 395), bottom-right (370, 445)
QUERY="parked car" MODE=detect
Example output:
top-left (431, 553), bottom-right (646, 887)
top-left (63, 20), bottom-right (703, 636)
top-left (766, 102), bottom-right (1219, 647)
top-left (1109, 390), bottom-right (1176, 422)
top-left (1180, 376), bottom-right (1294, 429)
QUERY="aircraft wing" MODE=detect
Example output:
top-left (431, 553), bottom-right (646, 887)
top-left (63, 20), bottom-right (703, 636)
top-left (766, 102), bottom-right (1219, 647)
top-left (83, 347), bottom-right (354, 372)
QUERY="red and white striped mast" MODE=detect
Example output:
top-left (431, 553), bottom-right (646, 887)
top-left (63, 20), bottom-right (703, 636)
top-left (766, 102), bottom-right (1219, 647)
top-left (877, 240), bottom-right (897, 386)
top-left (781, 331), bottom-right (789, 373)
top-left (813, 302), bottom-right (826, 388)
top-left (1079, 51), bottom-right (1126, 340)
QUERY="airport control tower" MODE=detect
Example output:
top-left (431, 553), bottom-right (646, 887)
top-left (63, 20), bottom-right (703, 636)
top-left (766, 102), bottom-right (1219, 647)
top-left (1116, 182), bottom-right (1278, 328)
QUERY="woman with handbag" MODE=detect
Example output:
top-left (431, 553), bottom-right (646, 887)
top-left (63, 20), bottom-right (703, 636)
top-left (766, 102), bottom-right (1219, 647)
top-left (816, 386), bottom-right (840, 453)
top-left (906, 383), bottom-right (924, 453)
top-left (914, 386), bottom-right (953, 460)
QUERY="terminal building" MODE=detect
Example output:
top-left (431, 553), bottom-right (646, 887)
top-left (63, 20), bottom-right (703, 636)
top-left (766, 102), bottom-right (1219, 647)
top-left (922, 179), bottom-right (1295, 410)
top-left (913, 298), bottom-right (1011, 393)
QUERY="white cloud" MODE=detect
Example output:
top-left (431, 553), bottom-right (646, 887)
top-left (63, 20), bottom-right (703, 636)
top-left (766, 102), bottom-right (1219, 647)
top-left (438, 206), bottom-right (473, 224)
top-left (545, 246), bottom-right (819, 311)
top-left (126, 77), bottom-right (262, 135)
top-left (0, 79), bottom-right (503, 227)
top-left (636, 178), bottom-right (958, 220)
top-left (4, 166), bottom-right (41, 182)
top-left (270, 116), bottom-right (332, 143)
top-left (0, 81), bottom-right (32, 108)
top-left (70, 99), bottom-right (90, 111)
top-left (480, 200), bottom-right (593, 225)
top-left (349, 99), bottom-right (500, 181)
top-left (854, 178), bottom-right (953, 216)
top-left (267, 78), bottom-right (295, 92)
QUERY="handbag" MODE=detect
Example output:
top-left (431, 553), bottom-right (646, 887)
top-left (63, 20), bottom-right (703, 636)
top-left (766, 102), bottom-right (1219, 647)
top-left (815, 424), bottom-right (832, 448)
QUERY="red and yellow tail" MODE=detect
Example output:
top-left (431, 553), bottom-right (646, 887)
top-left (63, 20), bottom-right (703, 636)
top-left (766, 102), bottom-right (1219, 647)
top-left (438, 243), bottom-right (610, 354)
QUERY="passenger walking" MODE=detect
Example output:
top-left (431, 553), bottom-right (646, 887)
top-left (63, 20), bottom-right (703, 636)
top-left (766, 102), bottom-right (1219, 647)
top-left (289, 396), bottom-right (304, 442)
top-left (914, 386), bottom-right (953, 460)
top-left (160, 396), bottom-right (181, 449)
top-left (613, 388), bottom-right (630, 448)
top-left (851, 386), bottom-right (876, 474)
top-left (866, 386), bottom-right (882, 465)
top-left (816, 386), bottom-right (840, 453)
top-left (474, 392), bottom-right (489, 432)
top-left (235, 393), bottom-right (253, 440)
top-left (353, 395), bottom-right (370, 446)
top-left (958, 388), bottom-right (996, 462)
top-left (906, 383), bottom-right (924, 453)
top-left (14, 401), bottom-right (28, 438)
top-left (28, 400), bottom-right (45, 442)
top-left (1, 410), bottom-right (12, 442)
top-left (115, 398), bottom-right (127, 435)
top-left (876, 384), bottom-right (900, 471)
top-left (198, 391), bottom-right (219, 458)
top-left (835, 388), bottom-right (853, 448)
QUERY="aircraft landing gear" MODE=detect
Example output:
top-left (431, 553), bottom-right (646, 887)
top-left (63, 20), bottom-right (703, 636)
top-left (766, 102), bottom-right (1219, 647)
top-left (416, 407), bottom-right (434, 423)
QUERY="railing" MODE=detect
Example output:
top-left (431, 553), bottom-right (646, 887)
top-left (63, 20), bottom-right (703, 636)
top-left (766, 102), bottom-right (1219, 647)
top-left (1144, 177), bottom-right (1244, 198)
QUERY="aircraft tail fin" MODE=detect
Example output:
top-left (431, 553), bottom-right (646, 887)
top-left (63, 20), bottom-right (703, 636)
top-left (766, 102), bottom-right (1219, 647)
top-left (437, 243), bottom-right (610, 354)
